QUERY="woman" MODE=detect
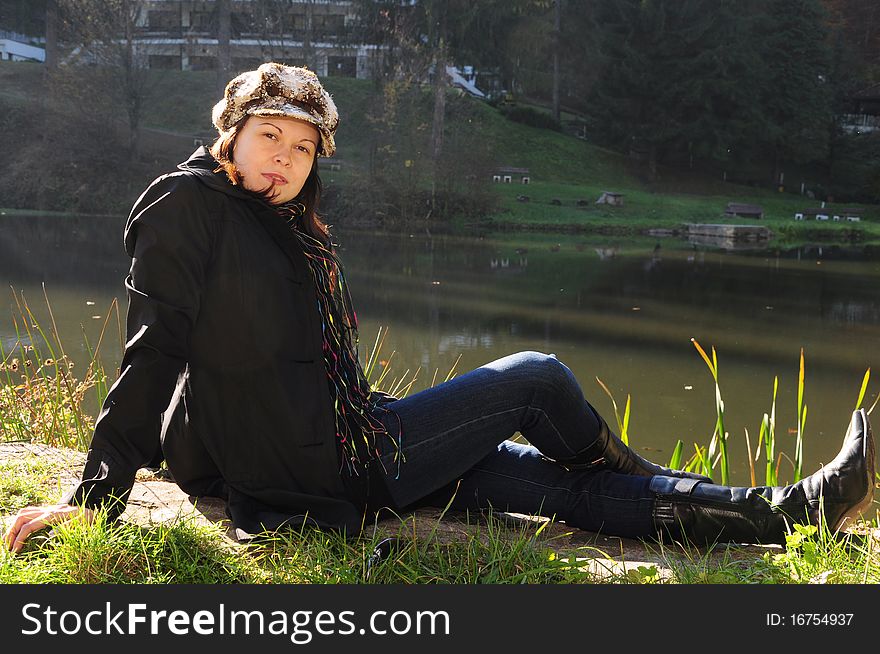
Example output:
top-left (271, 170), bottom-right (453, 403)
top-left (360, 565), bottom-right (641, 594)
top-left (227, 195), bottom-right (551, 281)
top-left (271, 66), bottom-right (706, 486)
top-left (4, 63), bottom-right (875, 554)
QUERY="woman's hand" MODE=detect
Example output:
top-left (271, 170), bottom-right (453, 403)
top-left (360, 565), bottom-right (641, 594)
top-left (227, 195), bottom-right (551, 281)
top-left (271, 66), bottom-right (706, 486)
top-left (3, 504), bottom-right (95, 554)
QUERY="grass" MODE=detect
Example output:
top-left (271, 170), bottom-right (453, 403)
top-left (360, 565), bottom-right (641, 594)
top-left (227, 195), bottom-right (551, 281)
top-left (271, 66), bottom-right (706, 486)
top-left (0, 458), bottom-right (60, 514)
top-left (598, 336), bottom-right (880, 491)
top-left (476, 179), bottom-right (880, 246)
top-left (0, 288), bottom-right (118, 450)
top-left (1, 292), bottom-right (878, 584)
top-left (5, 60), bottom-right (880, 247)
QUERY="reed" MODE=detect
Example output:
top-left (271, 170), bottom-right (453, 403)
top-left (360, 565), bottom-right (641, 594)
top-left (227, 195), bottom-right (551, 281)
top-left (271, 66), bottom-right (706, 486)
top-left (794, 348), bottom-right (807, 482)
top-left (0, 289), bottom-right (122, 451)
top-left (756, 376), bottom-right (779, 486)
top-left (690, 338), bottom-right (729, 484)
top-left (595, 376), bottom-right (631, 445)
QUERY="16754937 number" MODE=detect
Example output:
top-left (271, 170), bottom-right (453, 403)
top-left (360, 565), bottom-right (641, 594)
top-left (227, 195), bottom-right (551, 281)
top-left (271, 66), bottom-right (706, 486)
top-left (791, 613), bottom-right (853, 626)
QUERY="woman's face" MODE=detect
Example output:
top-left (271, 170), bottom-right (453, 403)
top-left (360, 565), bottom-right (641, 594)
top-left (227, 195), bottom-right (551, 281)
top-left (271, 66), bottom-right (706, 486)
top-left (232, 116), bottom-right (320, 204)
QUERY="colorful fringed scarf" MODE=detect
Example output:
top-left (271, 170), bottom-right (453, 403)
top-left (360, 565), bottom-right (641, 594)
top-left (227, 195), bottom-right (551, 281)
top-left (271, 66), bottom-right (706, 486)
top-left (275, 202), bottom-right (401, 478)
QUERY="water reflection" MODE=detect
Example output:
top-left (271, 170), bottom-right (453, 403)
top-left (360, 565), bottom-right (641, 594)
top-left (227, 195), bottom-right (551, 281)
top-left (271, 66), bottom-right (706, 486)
top-left (2, 213), bottom-right (879, 486)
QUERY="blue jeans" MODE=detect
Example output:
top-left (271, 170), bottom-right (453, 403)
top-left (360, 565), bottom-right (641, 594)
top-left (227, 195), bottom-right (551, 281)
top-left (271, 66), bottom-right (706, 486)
top-left (371, 351), bottom-right (656, 539)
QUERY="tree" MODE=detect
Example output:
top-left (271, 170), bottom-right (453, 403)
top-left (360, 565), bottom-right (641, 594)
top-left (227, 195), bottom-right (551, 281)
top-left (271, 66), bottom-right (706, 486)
top-left (351, 0), bottom-right (548, 214)
top-left (822, 0), bottom-right (880, 83)
top-left (54, 0), bottom-right (154, 159)
top-left (590, 0), bottom-right (748, 179)
top-left (552, 0), bottom-right (561, 121)
top-left (246, 0), bottom-right (319, 68)
top-left (45, 0), bottom-right (59, 70)
top-left (217, 0), bottom-right (232, 94)
top-left (587, 0), bottom-right (831, 181)
top-left (757, 0), bottom-right (833, 183)
top-left (0, 0), bottom-right (48, 35)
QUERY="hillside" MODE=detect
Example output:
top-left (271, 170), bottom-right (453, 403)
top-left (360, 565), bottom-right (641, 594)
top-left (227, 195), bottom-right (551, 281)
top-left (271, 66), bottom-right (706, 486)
top-left (2, 61), bottom-right (879, 241)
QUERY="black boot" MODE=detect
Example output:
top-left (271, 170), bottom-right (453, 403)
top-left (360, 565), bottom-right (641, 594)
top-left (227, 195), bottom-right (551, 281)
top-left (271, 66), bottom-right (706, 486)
top-left (651, 408), bottom-right (876, 546)
top-left (557, 416), bottom-right (713, 483)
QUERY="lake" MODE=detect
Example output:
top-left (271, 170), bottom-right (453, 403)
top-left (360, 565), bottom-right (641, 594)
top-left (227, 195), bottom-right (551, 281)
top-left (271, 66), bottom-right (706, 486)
top-left (2, 212), bottom-right (879, 486)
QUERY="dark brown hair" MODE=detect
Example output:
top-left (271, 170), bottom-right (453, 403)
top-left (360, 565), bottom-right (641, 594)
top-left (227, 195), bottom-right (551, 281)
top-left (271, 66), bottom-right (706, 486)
top-left (209, 116), bottom-right (330, 245)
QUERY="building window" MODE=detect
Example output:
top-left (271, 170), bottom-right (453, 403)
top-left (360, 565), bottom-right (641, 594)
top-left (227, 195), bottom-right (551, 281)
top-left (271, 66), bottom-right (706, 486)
top-left (190, 11), bottom-right (214, 31)
top-left (313, 14), bottom-right (346, 38)
top-left (149, 54), bottom-right (181, 70)
top-left (503, 175), bottom-right (512, 183)
top-left (232, 57), bottom-right (263, 72)
top-left (231, 11), bottom-right (251, 37)
top-left (327, 55), bottom-right (356, 77)
top-left (189, 56), bottom-right (217, 71)
top-left (147, 10), bottom-right (179, 30)
top-left (286, 13), bottom-right (306, 33)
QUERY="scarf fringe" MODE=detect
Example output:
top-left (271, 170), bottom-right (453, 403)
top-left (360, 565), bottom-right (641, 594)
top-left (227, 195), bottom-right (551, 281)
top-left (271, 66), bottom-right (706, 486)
top-left (276, 203), bottom-right (402, 476)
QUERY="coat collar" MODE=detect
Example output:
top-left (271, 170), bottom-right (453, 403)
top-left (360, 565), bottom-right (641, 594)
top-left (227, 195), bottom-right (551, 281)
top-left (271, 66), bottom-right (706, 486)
top-left (177, 146), bottom-right (254, 200)
top-left (178, 147), bottom-right (311, 281)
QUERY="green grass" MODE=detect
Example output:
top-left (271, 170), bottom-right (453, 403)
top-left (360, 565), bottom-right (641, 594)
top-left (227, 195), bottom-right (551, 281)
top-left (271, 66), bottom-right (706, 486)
top-left (2, 489), bottom-right (876, 584)
top-left (478, 179), bottom-right (880, 245)
top-left (0, 459), bottom-right (59, 514)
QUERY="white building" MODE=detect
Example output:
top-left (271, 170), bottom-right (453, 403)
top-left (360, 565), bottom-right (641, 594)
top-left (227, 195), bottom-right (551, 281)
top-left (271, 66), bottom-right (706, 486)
top-left (125, 0), bottom-right (377, 78)
top-left (0, 37), bottom-right (45, 63)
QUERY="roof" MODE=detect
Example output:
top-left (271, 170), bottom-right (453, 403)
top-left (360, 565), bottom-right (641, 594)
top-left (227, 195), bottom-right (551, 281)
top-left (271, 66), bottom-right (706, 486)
top-left (853, 83), bottom-right (880, 100)
top-left (495, 167), bottom-right (530, 174)
top-left (446, 65), bottom-right (486, 99)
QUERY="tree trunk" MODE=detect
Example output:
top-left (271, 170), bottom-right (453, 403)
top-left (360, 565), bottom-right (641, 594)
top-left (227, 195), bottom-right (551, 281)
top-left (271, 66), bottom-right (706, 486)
top-left (304, 0), bottom-right (314, 70)
top-left (124, 1), bottom-right (140, 160)
top-left (772, 144), bottom-right (781, 188)
top-left (45, 0), bottom-right (58, 71)
top-left (430, 40), bottom-right (447, 217)
top-left (552, 0), bottom-right (561, 122)
top-left (217, 0), bottom-right (232, 95)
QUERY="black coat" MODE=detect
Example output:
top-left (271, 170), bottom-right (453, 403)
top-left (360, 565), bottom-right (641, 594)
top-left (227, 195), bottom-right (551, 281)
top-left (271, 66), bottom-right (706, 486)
top-left (63, 148), bottom-right (385, 535)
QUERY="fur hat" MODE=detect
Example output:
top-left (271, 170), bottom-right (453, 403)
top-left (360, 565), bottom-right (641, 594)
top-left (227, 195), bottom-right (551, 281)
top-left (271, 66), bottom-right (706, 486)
top-left (212, 62), bottom-right (338, 157)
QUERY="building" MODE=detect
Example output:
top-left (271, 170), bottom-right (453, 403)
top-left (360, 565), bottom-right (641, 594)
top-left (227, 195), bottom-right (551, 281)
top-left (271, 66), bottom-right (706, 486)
top-left (0, 30), bottom-right (45, 62)
top-left (3, 3), bottom-right (490, 94)
top-left (492, 166), bottom-right (530, 184)
top-left (596, 191), bottom-right (624, 206)
top-left (445, 65), bottom-right (485, 99)
top-left (102, 0), bottom-right (379, 78)
top-left (840, 84), bottom-right (880, 134)
top-left (794, 207), bottom-right (862, 222)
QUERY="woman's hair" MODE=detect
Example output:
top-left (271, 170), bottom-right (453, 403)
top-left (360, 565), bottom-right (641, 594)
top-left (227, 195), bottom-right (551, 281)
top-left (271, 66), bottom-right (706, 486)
top-left (209, 116), bottom-right (331, 245)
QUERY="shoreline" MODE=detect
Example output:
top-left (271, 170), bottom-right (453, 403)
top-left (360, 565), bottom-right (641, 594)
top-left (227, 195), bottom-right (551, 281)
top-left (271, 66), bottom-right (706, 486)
top-left (4, 206), bottom-right (878, 248)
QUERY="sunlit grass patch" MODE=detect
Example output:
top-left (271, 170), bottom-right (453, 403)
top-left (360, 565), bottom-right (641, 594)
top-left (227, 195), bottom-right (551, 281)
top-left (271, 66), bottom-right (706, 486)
top-left (0, 510), bottom-right (256, 584)
top-left (0, 457), bottom-right (68, 514)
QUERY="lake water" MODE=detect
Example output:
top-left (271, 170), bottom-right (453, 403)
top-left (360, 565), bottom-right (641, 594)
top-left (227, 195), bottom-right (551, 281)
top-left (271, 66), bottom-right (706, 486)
top-left (2, 212), bottom-right (879, 486)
